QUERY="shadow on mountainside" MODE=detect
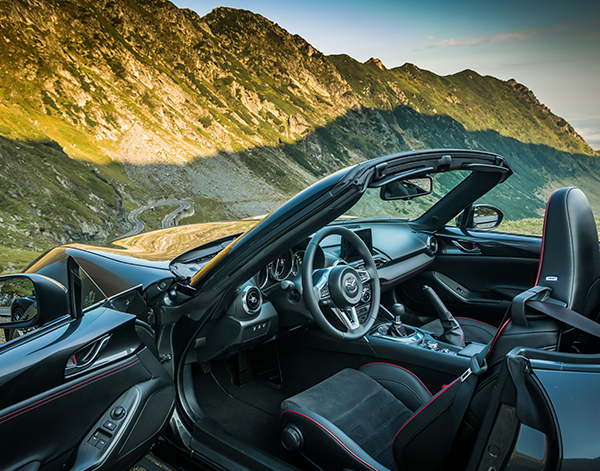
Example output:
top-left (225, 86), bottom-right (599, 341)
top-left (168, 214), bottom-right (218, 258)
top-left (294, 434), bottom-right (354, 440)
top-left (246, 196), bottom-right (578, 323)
top-left (2, 104), bottom-right (600, 251)
top-left (169, 104), bottom-right (600, 220)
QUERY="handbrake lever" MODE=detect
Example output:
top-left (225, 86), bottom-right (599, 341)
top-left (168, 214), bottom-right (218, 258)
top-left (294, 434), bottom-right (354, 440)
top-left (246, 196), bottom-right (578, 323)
top-left (423, 285), bottom-right (465, 348)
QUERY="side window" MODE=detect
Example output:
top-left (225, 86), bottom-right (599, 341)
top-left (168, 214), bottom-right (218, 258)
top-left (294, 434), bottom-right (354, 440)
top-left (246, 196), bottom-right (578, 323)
top-left (80, 266), bottom-right (107, 310)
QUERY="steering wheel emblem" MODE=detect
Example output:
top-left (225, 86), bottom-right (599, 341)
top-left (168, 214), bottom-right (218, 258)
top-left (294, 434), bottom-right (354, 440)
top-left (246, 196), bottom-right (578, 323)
top-left (344, 275), bottom-right (359, 296)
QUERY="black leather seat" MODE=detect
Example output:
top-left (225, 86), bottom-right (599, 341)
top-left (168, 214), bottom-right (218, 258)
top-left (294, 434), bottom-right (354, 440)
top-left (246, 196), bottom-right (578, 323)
top-left (280, 363), bottom-right (432, 471)
top-left (423, 186), bottom-right (600, 345)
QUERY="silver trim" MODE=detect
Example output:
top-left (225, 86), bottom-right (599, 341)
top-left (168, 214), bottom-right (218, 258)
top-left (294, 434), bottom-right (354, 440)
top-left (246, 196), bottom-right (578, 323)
top-left (427, 235), bottom-right (438, 254)
top-left (371, 324), bottom-right (425, 346)
top-left (242, 286), bottom-right (262, 315)
top-left (315, 267), bottom-right (333, 301)
top-left (333, 306), bottom-right (361, 331)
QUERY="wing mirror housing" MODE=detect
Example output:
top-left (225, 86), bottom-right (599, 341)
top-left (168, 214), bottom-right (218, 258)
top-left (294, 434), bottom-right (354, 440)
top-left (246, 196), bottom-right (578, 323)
top-left (0, 274), bottom-right (69, 332)
top-left (456, 204), bottom-right (504, 231)
top-left (381, 177), bottom-right (433, 201)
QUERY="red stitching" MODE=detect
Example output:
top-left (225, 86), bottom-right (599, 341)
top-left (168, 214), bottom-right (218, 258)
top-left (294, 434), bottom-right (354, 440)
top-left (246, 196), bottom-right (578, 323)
top-left (0, 357), bottom-right (139, 425)
top-left (486, 319), bottom-right (511, 360)
top-left (281, 410), bottom-right (379, 471)
top-left (381, 259), bottom-right (434, 286)
top-left (360, 362), bottom-right (432, 396)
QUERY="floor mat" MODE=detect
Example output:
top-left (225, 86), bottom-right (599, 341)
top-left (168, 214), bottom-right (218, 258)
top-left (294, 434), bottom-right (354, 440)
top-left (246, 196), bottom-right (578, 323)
top-left (193, 362), bottom-right (288, 459)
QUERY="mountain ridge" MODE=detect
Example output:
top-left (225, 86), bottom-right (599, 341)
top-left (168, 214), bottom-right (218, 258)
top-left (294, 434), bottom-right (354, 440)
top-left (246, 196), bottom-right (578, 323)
top-left (0, 0), bottom-right (598, 266)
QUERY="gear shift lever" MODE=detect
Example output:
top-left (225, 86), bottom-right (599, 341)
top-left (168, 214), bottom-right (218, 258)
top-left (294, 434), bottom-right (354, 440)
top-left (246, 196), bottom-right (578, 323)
top-left (388, 303), bottom-right (407, 337)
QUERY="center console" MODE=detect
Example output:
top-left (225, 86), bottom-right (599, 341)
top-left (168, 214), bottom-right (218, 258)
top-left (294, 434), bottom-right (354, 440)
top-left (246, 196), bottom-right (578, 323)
top-left (367, 320), bottom-right (486, 376)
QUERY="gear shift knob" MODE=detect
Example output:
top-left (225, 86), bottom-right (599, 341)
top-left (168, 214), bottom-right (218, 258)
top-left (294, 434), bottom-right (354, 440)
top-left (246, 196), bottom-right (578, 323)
top-left (391, 303), bottom-right (405, 320)
top-left (388, 303), bottom-right (407, 337)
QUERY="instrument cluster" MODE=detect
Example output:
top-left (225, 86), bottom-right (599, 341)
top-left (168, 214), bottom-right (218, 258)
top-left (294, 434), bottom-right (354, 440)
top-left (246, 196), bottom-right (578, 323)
top-left (257, 249), bottom-right (306, 289)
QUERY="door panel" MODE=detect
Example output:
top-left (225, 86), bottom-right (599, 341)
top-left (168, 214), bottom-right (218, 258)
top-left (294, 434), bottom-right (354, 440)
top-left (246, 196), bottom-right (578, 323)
top-left (398, 229), bottom-right (541, 327)
top-left (0, 307), bottom-right (174, 471)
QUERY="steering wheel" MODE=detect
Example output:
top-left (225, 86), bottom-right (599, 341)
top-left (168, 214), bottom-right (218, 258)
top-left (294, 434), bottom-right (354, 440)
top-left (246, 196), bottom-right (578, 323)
top-left (302, 226), bottom-right (381, 340)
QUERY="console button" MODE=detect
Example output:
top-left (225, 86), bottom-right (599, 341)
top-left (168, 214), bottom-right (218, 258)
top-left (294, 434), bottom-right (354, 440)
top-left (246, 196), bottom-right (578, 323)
top-left (103, 420), bottom-right (117, 431)
top-left (96, 439), bottom-right (108, 450)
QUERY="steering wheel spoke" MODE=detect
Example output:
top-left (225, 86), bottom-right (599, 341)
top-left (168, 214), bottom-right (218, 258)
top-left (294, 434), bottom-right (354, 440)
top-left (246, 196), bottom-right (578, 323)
top-left (313, 268), bottom-right (332, 303)
top-left (333, 306), bottom-right (361, 331)
top-left (356, 269), bottom-right (371, 283)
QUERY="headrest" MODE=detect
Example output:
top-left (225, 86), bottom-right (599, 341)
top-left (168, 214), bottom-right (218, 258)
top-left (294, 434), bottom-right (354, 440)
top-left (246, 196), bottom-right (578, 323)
top-left (536, 187), bottom-right (600, 315)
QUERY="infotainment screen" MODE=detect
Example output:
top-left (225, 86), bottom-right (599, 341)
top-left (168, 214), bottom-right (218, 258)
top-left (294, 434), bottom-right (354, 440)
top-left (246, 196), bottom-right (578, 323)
top-left (341, 228), bottom-right (373, 262)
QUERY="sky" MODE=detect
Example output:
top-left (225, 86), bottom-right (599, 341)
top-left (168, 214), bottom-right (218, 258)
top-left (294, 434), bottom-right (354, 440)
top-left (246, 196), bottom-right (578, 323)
top-left (172, 0), bottom-right (600, 150)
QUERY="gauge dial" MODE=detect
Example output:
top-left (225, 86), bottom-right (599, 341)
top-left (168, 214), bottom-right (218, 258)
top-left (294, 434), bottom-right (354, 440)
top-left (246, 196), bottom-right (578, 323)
top-left (269, 249), bottom-right (294, 281)
top-left (291, 250), bottom-right (305, 277)
top-left (256, 266), bottom-right (269, 289)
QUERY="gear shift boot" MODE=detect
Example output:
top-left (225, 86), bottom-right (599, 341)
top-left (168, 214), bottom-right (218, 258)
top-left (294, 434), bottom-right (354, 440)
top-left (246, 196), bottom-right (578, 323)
top-left (422, 285), bottom-right (465, 348)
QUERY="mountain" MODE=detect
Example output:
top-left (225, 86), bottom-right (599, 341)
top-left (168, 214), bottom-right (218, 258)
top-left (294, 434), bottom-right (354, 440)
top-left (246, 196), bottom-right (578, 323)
top-left (0, 0), bottom-right (598, 267)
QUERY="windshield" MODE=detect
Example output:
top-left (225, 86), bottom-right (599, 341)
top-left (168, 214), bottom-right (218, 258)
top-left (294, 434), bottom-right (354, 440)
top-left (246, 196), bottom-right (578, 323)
top-left (344, 171), bottom-right (471, 221)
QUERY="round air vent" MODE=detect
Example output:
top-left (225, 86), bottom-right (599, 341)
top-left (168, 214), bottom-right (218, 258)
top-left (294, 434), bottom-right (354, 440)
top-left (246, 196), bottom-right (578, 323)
top-left (426, 235), bottom-right (438, 255)
top-left (242, 286), bottom-right (262, 315)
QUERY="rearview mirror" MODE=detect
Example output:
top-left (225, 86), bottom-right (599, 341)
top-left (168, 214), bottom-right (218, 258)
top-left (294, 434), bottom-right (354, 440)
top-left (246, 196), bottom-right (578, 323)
top-left (0, 274), bottom-right (69, 344)
top-left (381, 177), bottom-right (432, 201)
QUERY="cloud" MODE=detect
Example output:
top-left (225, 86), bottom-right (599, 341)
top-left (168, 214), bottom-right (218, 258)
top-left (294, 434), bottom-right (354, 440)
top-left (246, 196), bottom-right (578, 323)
top-left (575, 127), bottom-right (600, 150)
top-left (411, 20), bottom-right (600, 51)
top-left (568, 30), bottom-right (600, 40)
top-left (413, 31), bottom-right (534, 50)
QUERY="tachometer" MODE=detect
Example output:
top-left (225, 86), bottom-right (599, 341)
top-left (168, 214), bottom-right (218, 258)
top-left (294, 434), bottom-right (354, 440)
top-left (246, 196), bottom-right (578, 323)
top-left (269, 249), bottom-right (294, 281)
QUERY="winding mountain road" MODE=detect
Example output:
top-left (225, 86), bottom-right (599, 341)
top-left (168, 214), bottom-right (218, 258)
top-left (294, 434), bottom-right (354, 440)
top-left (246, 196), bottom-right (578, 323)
top-left (120, 200), bottom-right (192, 239)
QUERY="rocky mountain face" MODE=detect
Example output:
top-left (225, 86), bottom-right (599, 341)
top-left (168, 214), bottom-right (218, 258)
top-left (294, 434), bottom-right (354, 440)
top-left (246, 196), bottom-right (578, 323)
top-left (0, 0), bottom-right (598, 257)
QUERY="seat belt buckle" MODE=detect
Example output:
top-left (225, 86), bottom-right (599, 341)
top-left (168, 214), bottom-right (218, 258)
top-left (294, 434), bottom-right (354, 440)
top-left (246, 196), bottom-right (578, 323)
top-left (460, 368), bottom-right (472, 382)
top-left (461, 356), bottom-right (488, 382)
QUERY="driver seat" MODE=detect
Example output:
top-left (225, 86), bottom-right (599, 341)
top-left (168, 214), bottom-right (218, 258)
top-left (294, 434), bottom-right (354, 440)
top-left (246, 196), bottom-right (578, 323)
top-left (280, 362), bottom-right (472, 471)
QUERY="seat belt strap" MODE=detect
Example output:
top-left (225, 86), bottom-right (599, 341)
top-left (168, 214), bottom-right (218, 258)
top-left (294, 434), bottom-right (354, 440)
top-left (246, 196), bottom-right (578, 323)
top-left (526, 300), bottom-right (600, 338)
top-left (443, 353), bottom-right (488, 459)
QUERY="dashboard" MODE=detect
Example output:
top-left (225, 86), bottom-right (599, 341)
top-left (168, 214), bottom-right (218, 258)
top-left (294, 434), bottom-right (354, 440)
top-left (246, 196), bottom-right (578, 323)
top-left (212, 221), bottom-right (439, 355)
top-left (191, 220), bottom-right (439, 363)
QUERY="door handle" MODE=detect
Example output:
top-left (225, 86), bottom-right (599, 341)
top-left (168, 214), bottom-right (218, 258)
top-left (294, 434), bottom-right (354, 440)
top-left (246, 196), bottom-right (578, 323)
top-left (451, 240), bottom-right (481, 253)
top-left (65, 335), bottom-right (111, 375)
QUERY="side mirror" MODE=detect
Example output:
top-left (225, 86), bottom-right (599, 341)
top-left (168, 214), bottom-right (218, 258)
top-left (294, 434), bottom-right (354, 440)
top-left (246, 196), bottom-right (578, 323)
top-left (0, 274), bottom-right (69, 343)
top-left (381, 177), bottom-right (433, 201)
top-left (456, 204), bottom-right (504, 231)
